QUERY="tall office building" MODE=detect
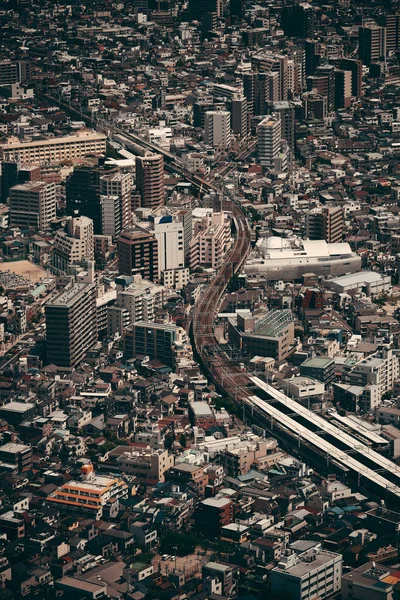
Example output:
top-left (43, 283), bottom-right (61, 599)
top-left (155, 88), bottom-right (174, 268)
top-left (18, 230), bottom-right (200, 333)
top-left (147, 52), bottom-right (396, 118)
top-left (339, 58), bottom-right (363, 98)
top-left (45, 283), bottom-right (97, 367)
top-left (204, 111), bottom-right (232, 148)
top-left (306, 206), bottom-right (344, 244)
top-left (281, 2), bottom-right (315, 39)
top-left (66, 166), bottom-right (102, 234)
top-left (9, 181), bottom-right (56, 230)
top-left (334, 69), bottom-right (352, 109)
top-left (135, 154), bottom-right (164, 209)
top-left (359, 24), bottom-right (387, 65)
top-left (304, 39), bottom-right (320, 76)
top-left (117, 230), bottom-right (159, 281)
top-left (257, 114), bottom-right (282, 169)
top-left (100, 171), bottom-right (132, 230)
top-left (193, 98), bottom-right (214, 128)
top-left (186, 0), bottom-right (222, 20)
top-left (229, 96), bottom-right (248, 137)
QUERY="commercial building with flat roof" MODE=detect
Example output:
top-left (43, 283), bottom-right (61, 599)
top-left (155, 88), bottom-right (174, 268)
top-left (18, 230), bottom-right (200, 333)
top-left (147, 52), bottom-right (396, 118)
top-left (325, 271), bottom-right (392, 296)
top-left (0, 401), bottom-right (36, 425)
top-left (0, 130), bottom-right (106, 165)
top-left (300, 356), bottom-right (335, 384)
top-left (271, 548), bottom-right (342, 600)
top-left (0, 442), bottom-right (32, 472)
top-left (244, 237), bottom-right (361, 282)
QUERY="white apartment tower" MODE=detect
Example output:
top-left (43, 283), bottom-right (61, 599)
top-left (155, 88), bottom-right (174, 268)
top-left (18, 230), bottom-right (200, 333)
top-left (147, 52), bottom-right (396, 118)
top-left (100, 171), bottom-right (132, 230)
top-left (150, 214), bottom-right (185, 278)
top-left (257, 114), bottom-right (282, 169)
top-left (204, 111), bottom-right (232, 149)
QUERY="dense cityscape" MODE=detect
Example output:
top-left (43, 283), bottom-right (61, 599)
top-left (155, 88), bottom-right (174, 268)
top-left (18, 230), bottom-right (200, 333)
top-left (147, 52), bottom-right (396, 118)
top-left (1, 0), bottom-right (400, 598)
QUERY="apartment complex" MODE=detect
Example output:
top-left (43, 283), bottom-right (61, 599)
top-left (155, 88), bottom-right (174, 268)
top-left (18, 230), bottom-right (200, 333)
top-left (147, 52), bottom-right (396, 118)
top-left (359, 24), bottom-right (387, 65)
top-left (100, 171), bottom-right (132, 230)
top-left (117, 230), bottom-right (159, 281)
top-left (306, 206), bottom-right (344, 244)
top-left (189, 211), bottom-right (231, 270)
top-left (123, 322), bottom-right (188, 367)
top-left (9, 181), bottom-right (56, 230)
top-left (271, 548), bottom-right (342, 600)
top-left (0, 130), bottom-right (107, 164)
top-left (45, 282), bottom-right (97, 367)
top-left (204, 111), bottom-right (232, 148)
top-left (51, 216), bottom-right (94, 275)
top-left (116, 448), bottom-right (174, 482)
top-left (135, 154), bottom-right (164, 209)
top-left (344, 348), bottom-right (400, 397)
top-left (257, 114), bottom-right (282, 169)
top-left (101, 195), bottom-right (122, 238)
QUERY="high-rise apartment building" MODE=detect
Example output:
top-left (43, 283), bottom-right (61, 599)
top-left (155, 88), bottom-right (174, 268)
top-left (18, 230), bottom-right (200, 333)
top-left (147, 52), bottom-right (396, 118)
top-left (51, 216), bottom-right (94, 275)
top-left (100, 171), bottom-right (132, 230)
top-left (0, 60), bottom-right (31, 85)
top-left (334, 69), bottom-right (352, 109)
top-left (101, 195), bottom-right (122, 239)
top-left (269, 101), bottom-right (295, 150)
top-left (1, 159), bottom-right (41, 202)
top-left (302, 92), bottom-right (327, 121)
top-left (135, 154), bottom-right (164, 209)
top-left (281, 2), bottom-right (315, 39)
top-left (117, 230), bottom-right (159, 281)
top-left (150, 213), bottom-right (185, 278)
top-left (66, 166), bottom-right (102, 233)
top-left (359, 24), bottom-right (387, 65)
top-left (204, 111), bottom-right (232, 148)
top-left (257, 114), bottom-right (282, 169)
top-left (9, 181), bottom-right (56, 230)
top-left (252, 53), bottom-right (289, 101)
top-left (307, 64), bottom-right (336, 113)
top-left (304, 39), bottom-right (320, 76)
top-left (381, 14), bottom-right (400, 52)
top-left (339, 58), bottom-right (363, 98)
top-left (306, 206), bottom-right (344, 244)
top-left (45, 283), bottom-right (97, 367)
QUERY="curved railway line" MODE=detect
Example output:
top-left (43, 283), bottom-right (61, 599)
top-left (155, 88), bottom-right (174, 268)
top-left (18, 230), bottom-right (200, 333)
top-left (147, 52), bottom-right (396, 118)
top-left (35, 90), bottom-right (400, 505)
